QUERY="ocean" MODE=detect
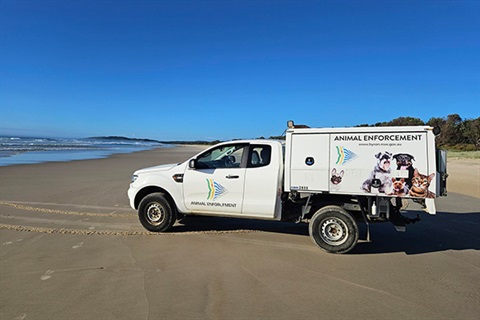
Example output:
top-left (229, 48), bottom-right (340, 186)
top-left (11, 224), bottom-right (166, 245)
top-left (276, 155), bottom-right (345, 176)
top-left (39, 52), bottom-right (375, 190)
top-left (0, 136), bottom-right (168, 166)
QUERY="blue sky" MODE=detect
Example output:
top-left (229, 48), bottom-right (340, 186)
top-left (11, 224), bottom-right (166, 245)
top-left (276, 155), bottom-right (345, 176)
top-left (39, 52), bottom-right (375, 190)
top-left (1, 0), bottom-right (479, 141)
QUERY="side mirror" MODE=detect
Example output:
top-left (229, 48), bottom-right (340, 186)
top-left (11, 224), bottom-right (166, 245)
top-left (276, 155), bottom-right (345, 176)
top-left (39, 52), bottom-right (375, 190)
top-left (189, 159), bottom-right (197, 169)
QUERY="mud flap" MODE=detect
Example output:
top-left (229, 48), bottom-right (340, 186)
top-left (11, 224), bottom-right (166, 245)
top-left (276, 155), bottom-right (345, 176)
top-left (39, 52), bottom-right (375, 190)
top-left (425, 198), bottom-right (436, 215)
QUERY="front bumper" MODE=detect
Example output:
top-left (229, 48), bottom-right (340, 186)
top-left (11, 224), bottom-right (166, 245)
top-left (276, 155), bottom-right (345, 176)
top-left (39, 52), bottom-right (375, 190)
top-left (127, 185), bottom-right (137, 210)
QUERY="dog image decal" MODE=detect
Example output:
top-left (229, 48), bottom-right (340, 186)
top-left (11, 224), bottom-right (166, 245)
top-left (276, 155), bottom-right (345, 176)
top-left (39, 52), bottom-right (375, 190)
top-left (330, 168), bottom-right (344, 191)
top-left (393, 153), bottom-right (415, 189)
top-left (390, 178), bottom-right (408, 196)
top-left (362, 151), bottom-right (393, 194)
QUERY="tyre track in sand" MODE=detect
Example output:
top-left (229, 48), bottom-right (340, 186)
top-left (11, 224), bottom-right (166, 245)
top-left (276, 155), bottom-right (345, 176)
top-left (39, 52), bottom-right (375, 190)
top-left (0, 201), bottom-right (260, 236)
top-left (0, 201), bottom-right (135, 217)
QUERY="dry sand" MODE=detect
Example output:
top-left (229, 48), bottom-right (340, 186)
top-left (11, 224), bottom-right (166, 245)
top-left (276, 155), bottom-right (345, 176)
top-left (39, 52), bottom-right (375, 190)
top-left (446, 158), bottom-right (480, 198)
top-left (0, 146), bottom-right (479, 320)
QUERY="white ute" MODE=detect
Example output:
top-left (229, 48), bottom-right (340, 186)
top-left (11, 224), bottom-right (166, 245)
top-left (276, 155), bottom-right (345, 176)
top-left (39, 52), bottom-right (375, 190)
top-left (128, 121), bottom-right (448, 253)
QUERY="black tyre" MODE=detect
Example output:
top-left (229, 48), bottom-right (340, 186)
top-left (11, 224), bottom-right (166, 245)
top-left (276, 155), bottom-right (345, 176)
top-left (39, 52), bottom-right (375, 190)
top-left (138, 193), bottom-right (176, 232)
top-left (309, 205), bottom-right (359, 254)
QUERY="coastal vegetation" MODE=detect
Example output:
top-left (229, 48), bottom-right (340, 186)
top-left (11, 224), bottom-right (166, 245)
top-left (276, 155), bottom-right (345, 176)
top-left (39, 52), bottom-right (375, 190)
top-left (265, 114), bottom-right (479, 153)
top-left (356, 114), bottom-right (479, 151)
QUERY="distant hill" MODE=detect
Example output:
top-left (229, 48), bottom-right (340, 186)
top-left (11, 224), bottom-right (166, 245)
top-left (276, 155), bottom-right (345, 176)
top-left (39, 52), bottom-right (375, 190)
top-left (89, 113), bottom-right (479, 151)
top-left (87, 136), bottom-right (162, 143)
top-left (87, 136), bottom-right (219, 145)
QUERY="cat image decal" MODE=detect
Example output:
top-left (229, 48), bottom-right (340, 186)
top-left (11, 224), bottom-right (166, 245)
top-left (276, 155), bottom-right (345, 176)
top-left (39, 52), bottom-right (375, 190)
top-left (408, 169), bottom-right (436, 198)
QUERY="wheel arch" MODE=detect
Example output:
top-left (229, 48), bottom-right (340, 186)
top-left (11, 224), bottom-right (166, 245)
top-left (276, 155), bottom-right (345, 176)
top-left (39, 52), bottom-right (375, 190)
top-left (308, 194), bottom-right (362, 220)
top-left (134, 186), bottom-right (176, 213)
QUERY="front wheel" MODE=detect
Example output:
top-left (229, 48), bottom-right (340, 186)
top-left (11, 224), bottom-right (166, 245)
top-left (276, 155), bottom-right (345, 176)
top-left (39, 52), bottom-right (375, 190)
top-left (138, 193), bottom-right (176, 232)
top-left (309, 205), bottom-right (359, 254)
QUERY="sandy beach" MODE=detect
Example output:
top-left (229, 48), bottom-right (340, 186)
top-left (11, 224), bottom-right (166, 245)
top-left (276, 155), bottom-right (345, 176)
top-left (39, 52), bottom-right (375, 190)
top-left (446, 158), bottom-right (480, 199)
top-left (1, 146), bottom-right (479, 319)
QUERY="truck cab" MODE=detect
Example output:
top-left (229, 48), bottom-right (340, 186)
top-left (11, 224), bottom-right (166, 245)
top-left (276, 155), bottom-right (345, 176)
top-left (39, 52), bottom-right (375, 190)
top-left (128, 140), bottom-right (285, 225)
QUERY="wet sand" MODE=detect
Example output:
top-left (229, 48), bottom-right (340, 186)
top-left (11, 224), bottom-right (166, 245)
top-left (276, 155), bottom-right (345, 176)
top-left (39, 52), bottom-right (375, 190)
top-left (1, 146), bottom-right (479, 319)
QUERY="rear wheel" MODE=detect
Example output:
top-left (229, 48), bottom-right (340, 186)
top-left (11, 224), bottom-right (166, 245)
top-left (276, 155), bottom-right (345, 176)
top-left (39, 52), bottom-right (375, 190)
top-left (138, 193), bottom-right (176, 232)
top-left (309, 205), bottom-right (359, 254)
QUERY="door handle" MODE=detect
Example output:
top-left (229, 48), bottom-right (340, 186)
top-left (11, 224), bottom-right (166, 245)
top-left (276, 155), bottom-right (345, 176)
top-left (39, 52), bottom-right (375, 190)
top-left (226, 175), bottom-right (239, 179)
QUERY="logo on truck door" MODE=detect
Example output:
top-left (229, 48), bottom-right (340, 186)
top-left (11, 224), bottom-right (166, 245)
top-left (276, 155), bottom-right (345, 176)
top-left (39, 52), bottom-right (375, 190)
top-left (206, 179), bottom-right (228, 200)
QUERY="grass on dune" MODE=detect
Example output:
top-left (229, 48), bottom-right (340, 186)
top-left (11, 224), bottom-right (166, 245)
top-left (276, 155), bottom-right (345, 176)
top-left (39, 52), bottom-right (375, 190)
top-left (446, 150), bottom-right (480, 159)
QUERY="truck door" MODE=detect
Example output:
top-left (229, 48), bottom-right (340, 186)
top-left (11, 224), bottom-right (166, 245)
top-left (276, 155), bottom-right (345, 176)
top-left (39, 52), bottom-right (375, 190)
top-left (183, 143), bottom-right (247, 214)
top-left (241, 144), bottom-right (280, 219)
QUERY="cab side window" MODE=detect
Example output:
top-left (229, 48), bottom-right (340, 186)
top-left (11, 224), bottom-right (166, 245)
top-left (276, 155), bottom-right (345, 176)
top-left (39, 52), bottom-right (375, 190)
top-left (248, 145), bottom-right (271, 168)
top-left (196, 144), bottom-right (246, 169)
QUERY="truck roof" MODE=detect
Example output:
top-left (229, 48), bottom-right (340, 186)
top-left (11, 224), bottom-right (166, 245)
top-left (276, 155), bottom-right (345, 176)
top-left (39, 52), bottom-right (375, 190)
top-left (287, 126), bottom-right (434, 134)
top-left (216, 139), bottom-right (285, 145)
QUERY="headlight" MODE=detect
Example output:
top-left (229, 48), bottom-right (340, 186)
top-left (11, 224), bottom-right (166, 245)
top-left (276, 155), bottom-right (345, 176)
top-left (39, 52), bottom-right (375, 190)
top-left (131, 175), bottom-right (138, 183)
